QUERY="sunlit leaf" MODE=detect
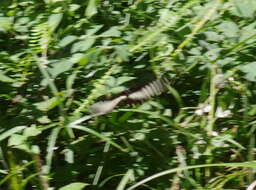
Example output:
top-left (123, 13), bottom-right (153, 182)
top-left (217, 21), bottom-right (239, 38)
top-left (23, 126), bottom-right (41, 137)
top-left (71, 38), bottom-right (95, 53)
top-left (204, 31), bottom-right (223, 42)
top-left (59, 182), bottom-right (89, 190)
top-left (101, 26), bottom-right (121, 37)
top-left (115, 45), bottom-right (130, 61)
top-left (48, 13), bottom-right (63, 32)
top-left (232, 0), bottom-right (256, 18)
top-left (69, 4), bottom-right (81, 12)
top-left (116, 76), bottom-right (135, 85)
top-left (34, 97), bottom-right (61, 111)
top-left (59, 35), bottom-right (78, 47)
top-left (48, 60), bottom-right (74, 78)
top-left (8, 134), bottom-right (26, 146)
top-left (37, 115), bottom-right (51, 124)
top-left (0, 71), bottom-right (15, 83)
top-left (85, 0), bottom-right (98, 18)
top-left (86, 25), bottom-right (103, 35)
top-left (239, 62), bottom-right (256, 81)
top-left (0, 17), bottom-right (12, 32)
top-left (66, 71), bottom-right (78, 92)
top-left (64, 148), bottom-right (74, 164)
top-left (0, 126), bottom-right (26, 142)
top-left (109, 86), bottom-right (126, 94)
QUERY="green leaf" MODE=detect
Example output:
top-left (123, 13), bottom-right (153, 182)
top-left (109, 86), bottom-right (126, 94)
top-left (64, 148), bottom-right (74, 164)
top-left (46, 127), bottom-right (61, 174)
top-left (239, 23), bottom-right (256, 43)
top-left (158, 9), bottom-right (179, 26)
top-left (70, 53), bottom-right (88, 65)
top-left (8, 134), bottom-right (26, 146)
top-left (70, 125), bottom-right (126, 152)
top-left (59, 182), bottom-right (89, 190)
top-left (117, 169), bottom-right (134, 190)
top-left (233, 0), bottom-right (256, 18)
top-left (101, 26), bottom-right (121, 37)
top-left (11, 144), bottom-right (31, 153)
top-left (37, 115), bottom-right (51, 124)
top-left (34, 97), bottom-right (61, 111)
top-left (48, 13), bottom-right (63, 32)
top-left (239, 62), bottom-right (256, 81)
top-left (204, 31), bottom-right (223, 42)
top-left (0, 17), bottom-right (12, 32)
top-left (23, 126), bottom-right (41, 137)
top-left (115, 45), bottom-right (130, 61)
top-left (0, 126), bottom-right (26, 142)
top-left (8, 135), bottom-right (32, 152)
top-left (0, 71), bottom-right (15, 83)
top-left (48, 60), bottom-right (74, 78)
top-left (82, 48), bottom-right (101, 64)
top-left (105, 76), bottom-right (116, 86)
top-left (66, 71), bottom-right (78, 96)
top-left (116, 76), bottom-right (135, 85)
top-left (127, 162), bottom-right (256, 190)
top-left (59, 35), bottom-right (78, 47)
top-left (0, 170), bottom-right (7, 174)
top-left (69, 4), bottom-right (81, 12)
top-left (86, 25), bottom-right (103, 35)
top-left (85, 0), bottom-right (98, 18)
top-left (31, 145), bottom-right (40, 154)
top-left (217, 21), bottom-right (239, 38)
top-left (71, 38), bottom-right (95, 53)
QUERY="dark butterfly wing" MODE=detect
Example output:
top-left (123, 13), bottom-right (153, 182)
top-left (89, 77), bottom-right (170, 115)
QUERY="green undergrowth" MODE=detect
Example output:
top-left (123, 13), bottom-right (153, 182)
top-left (1, 0), bottom-right (256, 189)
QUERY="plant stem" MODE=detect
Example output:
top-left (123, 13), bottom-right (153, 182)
top-left (34, 55), bottom-right (74, 138)
top-left (171, 0), bottom-right (222, 57)
top-left (207, 65), bottom-right (217, 134)
top-left (205, 65), bottom-right (218, 178)
top-left (7, 151), bottom-right (21, 190)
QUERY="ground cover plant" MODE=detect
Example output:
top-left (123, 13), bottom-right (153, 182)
top-left (1, 0), bottom-right (256, 189)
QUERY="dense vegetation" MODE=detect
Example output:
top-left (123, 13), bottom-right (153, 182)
top-left (1, 0), bottom-right (256, 189)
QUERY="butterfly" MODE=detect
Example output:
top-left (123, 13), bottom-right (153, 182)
top-left (89, 77), bottom-right (170, 115)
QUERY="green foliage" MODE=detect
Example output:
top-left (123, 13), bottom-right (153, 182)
top-left (1, 0), bottom-right (256, 189)
top-left (59, 182), bottom-right (89, 190)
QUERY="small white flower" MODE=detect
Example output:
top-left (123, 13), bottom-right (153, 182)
top-left (203, 105), bottom-right (212, 113)
top-left (211, 131), bottom-right (219, 136)
top-left (195, 109), bottom-right (204, 116)
top-left (195, 104), bottom-right (211, 115)
top-left (229, 104), bottom-right (235, 109)
top-left (228, 77), bottom-right (234, 81)
top-left (195, 140), bottom-right (206, 145)
top-left (215, 107), bottom-right (231, 118)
